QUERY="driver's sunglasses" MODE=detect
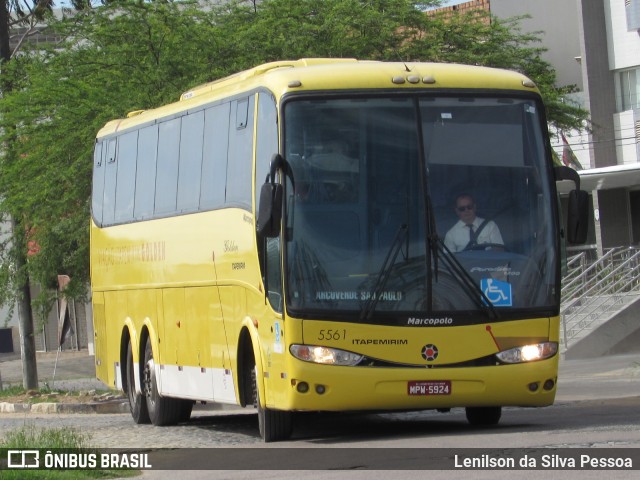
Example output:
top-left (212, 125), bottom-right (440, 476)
top-left (457, 204), bottom-right (475, 212)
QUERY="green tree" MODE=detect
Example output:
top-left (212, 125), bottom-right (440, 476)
top-left (0, 1), bottom-right (229, 307)
top-left (0, 0), bottom-right (64, 389)
top-left (215, 0), bottom-right (429, 64)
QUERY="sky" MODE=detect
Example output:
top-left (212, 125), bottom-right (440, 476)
top-left (443, 0), bottom-right (470, 5)
top-left (423, 0), bottom-right (471, 11)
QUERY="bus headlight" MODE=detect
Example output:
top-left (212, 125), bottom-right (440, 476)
top-left (496, 342), bottom-right (558, 364)
top-left (290, 344), bottom-right (364, 366)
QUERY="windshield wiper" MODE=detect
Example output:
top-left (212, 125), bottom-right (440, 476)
top-left (360, 224), bottom-right (408, 321)
top-left (434, 237), bottom-right (499, 319)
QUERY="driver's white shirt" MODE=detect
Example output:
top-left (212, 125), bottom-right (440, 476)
top-left (443, 217), bottom-right (504, 253)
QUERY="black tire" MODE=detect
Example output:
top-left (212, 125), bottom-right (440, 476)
top-left (251, 366), bottom-right (293, 442)
top-left (125, 341), bottom-right (150, 424)
top-left (465, 406), bottom-right (502, 426)
top-left (143, 337), bottom-right (188, 426)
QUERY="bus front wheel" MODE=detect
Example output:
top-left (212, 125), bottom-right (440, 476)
top-left (465, 406), bottom-right (502, 426)
top-left (143, 337), bottom-right (191, 426)
top-left (251, 365), bottom-right (293, 442)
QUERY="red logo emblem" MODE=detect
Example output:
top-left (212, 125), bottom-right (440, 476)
top-left (421, 344), bottom-right (439, 361)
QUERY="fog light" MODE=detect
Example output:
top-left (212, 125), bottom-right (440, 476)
top-left (296, 382), bottom-right (309, 393)
top-left (315, 384), bottom-right (326, 395)
top-left (528, 382), bottom-right (539, 392)
top-left (543, 379), bottom-right (555, 391)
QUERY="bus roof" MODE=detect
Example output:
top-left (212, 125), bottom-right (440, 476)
top-left (96, 58), bottom-right (538, 138)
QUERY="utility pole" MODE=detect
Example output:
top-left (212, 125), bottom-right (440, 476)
top-left (1, 1), bottom-right (39, 390)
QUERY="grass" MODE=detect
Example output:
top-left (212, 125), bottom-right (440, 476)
top-left (0, 386), bottom-right (115, 404)
top-left (0, 386), bottom-right (58, 404)
top-left (0, 425), bottom-right (139, 479)
top-left (0, 386), bottom-right (28, 398)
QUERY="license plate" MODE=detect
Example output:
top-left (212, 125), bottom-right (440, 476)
top-left (408, 380), bottom-right (452, 396)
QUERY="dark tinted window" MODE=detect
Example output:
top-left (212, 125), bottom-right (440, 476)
top-left (178, 111), bottom-right (205, 212)
top-left (155, 118), bottom-right (181, 215)
top-left (92, 142), bottom-right (105, 225)
top-left (226, 96), bottom-right (254, 207)
top-left (134, 125), bottom-right (159, 219)
top-left (255, 93), bottom-right (278, 211)
top-left (102, 139), bottom-right (117, 225)
top-left (114, 131), bottom-right (138, 223)
top-left (200, 103), bottom-right (230, 210)
top-left (94, 94), bottom-right (259, 226)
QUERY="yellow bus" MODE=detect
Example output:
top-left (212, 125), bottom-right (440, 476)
top-left (91, 58), bottom-right (588, 441)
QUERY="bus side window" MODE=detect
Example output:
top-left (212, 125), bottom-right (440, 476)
top-left (102, 139), bottom-right (117, 226)
top-left (92, 142), bottom-right (105, 225)
top-left (226, 96), bottom-right (254, 208)
top-left (265, 236), bottom-right (283, 312)
top-left (155, 118), bottom-right (181, 215)
top-left (201, 103), bottom-right (230, 210)
top-left (178, 110), bottom-right (205, 212)
top-left (114, 130), bottom-right (138, 223)
top-left (255, 92), bottom-right (278, 212)
top-left (134, 125), bottom-right (159, 220)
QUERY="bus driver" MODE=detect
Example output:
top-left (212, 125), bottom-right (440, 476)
top-left (444, 194), bottom-right (504, 252)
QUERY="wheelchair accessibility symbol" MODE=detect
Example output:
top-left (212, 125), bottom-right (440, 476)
top-left (480, 278), bottom-right (512, 307)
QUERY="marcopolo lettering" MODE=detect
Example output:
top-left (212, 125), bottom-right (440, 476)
top-left (407, 317), bottom-right (453, 326)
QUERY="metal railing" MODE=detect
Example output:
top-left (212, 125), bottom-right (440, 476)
top-left (560, 246), bottom-right (640, 350)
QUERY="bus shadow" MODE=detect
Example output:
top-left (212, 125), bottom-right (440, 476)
top-left (185, 409), bottom-right (540, 444)
top-left (291, 411), bottom-right (492, 444)
top-left (183, 397), bottom-right (640, 444)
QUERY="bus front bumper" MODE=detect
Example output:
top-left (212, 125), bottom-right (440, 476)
top-left (272, 356), bottom-right (559, 412)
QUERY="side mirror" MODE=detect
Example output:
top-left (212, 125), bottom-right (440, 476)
top-left (257, 154), bottom-right (288, 238)
top-left (257, 182), bottom-right (283, 238)
top-left (567, 189), bottom-right (589, 244)
top-left (554, 165), bottom-right (589, 244)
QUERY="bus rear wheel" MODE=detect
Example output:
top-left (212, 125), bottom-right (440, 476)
top-left (251, 365), bottom-right (293, 442)
top-left (125, 341), bottom-right (150, 424)
top-left (465, 406), bottom-right (502, 426)
top-left (143, 337), bottom-right (191, 426)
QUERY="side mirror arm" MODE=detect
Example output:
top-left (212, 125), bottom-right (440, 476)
top-left (554, 165), bottom-right (580, 191)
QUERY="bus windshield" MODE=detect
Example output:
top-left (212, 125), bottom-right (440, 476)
top-left (283, 94), bottom-right (557, 324)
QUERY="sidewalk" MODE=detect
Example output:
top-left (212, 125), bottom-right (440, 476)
top-left (556, 352), bottom-right (640, 402)
top-left (0, 350), bottom-right (106, 392)
top-left (1, 349), bottom-right (638, 413)
top-left (0, 350), bottom-right (126, 414)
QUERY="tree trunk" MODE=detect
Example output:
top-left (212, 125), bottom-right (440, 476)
top-left (12, 219), bottom-right (39, 390)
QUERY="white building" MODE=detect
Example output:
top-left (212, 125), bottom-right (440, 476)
top-left (489, 0), bottom-right (640, 250)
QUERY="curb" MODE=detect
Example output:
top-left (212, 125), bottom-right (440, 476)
top-left (0, 400), bottom-right (129, 414)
